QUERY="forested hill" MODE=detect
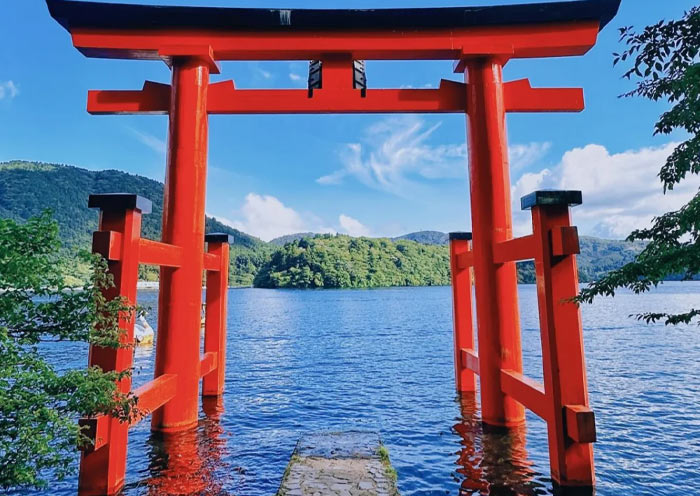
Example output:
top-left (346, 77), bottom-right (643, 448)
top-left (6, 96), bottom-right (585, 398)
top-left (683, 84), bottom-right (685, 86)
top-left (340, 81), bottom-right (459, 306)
top-left (0, 160), bottom-right (269, 285)
top-left (255, 235), bottom-right (450, 288)
top-left (1, 160), bottom-right (644, 288)
top-left (392, 230), bottom-right (449, 245)
top-left (254, 232), bottom-right (643, 287)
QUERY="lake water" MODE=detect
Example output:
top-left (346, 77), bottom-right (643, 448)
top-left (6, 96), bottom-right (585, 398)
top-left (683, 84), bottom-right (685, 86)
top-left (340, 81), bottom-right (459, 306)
top-left (31, 283), bottom-right (700, 495)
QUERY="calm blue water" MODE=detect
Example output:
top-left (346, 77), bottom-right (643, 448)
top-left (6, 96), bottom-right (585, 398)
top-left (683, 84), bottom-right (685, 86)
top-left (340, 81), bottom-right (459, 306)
top-left (32, 283), bottom-right (700, 495)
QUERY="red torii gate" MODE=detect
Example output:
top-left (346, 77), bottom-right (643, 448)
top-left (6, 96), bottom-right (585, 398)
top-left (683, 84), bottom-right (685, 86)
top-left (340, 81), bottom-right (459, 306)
top-left (47, 0), bottom-right (620, 494)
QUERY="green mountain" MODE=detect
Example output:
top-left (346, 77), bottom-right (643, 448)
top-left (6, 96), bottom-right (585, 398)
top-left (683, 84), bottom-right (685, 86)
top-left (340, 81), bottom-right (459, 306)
top-left (269, 232), bottom-right (319, 246)
top-left (255, 234), bottom-right (450, 288)
top-left (0, 160), bottom-right (269, 285)
top-left (0, 160), bottom-right (645, 289)
top-left (393, 230), bottom-right (449, 245)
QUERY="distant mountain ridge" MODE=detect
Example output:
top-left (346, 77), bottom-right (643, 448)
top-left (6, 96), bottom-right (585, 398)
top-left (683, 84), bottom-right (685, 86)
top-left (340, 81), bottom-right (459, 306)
top-left (272, 230), bottom-right (450, 246)
top-left (269, 232), bottom-right (319, 246)
top-left (0, 160), bottom-right (262, 250)
top-left (0, 160), bottom-right (269, 285)
top-left (1, 160), bottom-right (644, 287)
top-left (259, 230), bottom-right (644, 284)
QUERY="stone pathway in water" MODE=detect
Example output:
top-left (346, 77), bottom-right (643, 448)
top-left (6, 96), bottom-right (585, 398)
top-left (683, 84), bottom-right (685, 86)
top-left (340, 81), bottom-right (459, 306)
top-left (277, 431), bottom-right (399, 496)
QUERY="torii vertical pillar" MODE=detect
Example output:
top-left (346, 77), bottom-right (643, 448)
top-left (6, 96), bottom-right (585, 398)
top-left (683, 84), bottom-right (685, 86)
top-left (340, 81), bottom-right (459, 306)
top-left (152, 52), bottom-right (212, 432)
top-left (463, 58), bottom-right (525, 428)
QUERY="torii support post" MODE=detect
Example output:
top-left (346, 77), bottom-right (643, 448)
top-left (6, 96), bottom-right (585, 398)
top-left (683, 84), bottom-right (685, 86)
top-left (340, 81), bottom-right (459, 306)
top-left (449, 232), bottom-right (476, 393)
top-left (463, 57), bottom-right (525, 428)
top-left (450, 190), bottom-right (596, 489)
top-left (152, 50), bottom-right (214, 433)
top-left (202, 233), bottom-right (233, 396)
top-left (79, 194), bottom-right (151, 496)
top-left (524, 190), bottom-right (595, 487)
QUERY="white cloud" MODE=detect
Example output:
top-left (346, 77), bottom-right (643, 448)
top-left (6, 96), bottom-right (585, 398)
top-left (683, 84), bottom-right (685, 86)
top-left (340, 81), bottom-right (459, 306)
top-left (221, 193), bottom-right (341, 241)
top-left (289, 73), bottom-right (302, 81)
top-left (217, 193), bottom-right (379, 240)
top-left (226, 193), bottom-right (308, 241)
top-left (127, 127), bottom-right (166, 155)
top-left (317, 116), bottom-right (550, 198)
top-left (511, 142), bottom-right (698, 238)
top-left (339, 214), bottom-right (371, 237)
top-left (317, 116), bottom-right (466, 197)
top-left (509, 142), bottom-right (551, 172)
top-left (0, 81), bottom-right (19, 100)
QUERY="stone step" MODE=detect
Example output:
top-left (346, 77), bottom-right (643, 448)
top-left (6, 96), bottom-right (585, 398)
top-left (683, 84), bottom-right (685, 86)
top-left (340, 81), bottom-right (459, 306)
top-left (277, 431), bottom-right (399, 496)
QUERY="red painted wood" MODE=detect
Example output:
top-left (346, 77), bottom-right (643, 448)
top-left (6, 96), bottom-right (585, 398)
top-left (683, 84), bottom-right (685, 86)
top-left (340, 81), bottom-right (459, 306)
top-left (138, 238), bottom-right (183, 267)
top-left (551, 226), bottom-right (581, 257)
top-left (79, 206), bottom-right (142, 495)
top-left (500, 369), bottom-right (550, 421)
top-left (493, 234), bottom-right (536, 264)
top-left (91, 230), bottom-right (123, 261)
top-left (202, 240), bottom-right (230, 396)
top-left (70, 21), bottom-right (601, 61)
top-left (88, 81), bottom-right (170, 115)
top-left (87, 78), bottom-right (585, 116)
top-left (199, 351), bottom-right (218, 378)
top-left (531, 203), bottom-right (595, 486)
top-left (67, 9), bottom-right (607, 491)
top-left (158, 44), bottom-right (220, 73)
top-left (78, 415), bottom-right (111, 452)
top-left (565, 405), bottom-right (597, 444)
top-left (132, 374), bottom-right (178, 420)
top-left (450, 237), bottom-right (476, 392)
top-left (464, 58), bottom-right (524, 428)
top-left (456, 251), bottom-right (474, 270)
top-left (460, 348), bottom-right (480, 375)
top-left (503, 79), bottom-right (584, 113)
top-left (90, 83), bottom-right (467, 115)
top-left (152, 56), bottom-right (210, 433)
top-left (202, 252), bottom-right (220, 272)
top-left (78, 374), bottom-right (178, 454)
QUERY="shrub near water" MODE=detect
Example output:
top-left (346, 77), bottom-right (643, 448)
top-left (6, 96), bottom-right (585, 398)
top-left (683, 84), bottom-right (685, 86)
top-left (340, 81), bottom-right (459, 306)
top-left (0, 212), bottom-right (138, 490)
top-left (254, 234), bottom-right (451, 289)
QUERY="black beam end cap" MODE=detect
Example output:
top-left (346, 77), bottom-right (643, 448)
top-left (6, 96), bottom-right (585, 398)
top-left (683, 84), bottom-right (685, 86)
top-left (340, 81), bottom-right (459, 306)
top-left (448, 232), bottom-right (473, 241)
top-left (521, 190), bottom-right (582, 210)
top-left (88, 193), bottom-right (152, 214)
top-left (205, 232), bottom-right (234, 244)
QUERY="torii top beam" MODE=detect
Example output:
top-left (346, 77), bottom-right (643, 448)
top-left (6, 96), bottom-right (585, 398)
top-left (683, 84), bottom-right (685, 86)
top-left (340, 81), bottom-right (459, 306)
top-left (48, 0), bottom-right (620, 62)
top-left (46, 0), bottom-right (620, 115)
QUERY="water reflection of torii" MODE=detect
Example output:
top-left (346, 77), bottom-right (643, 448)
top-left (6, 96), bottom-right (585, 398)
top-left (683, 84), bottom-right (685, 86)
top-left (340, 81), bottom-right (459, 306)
top-left (46, 0), bottom-right (620, 494)
top-left (143, 397), bottom-right (230, 496)
top-left (454, 393), bottom-right (543, 496)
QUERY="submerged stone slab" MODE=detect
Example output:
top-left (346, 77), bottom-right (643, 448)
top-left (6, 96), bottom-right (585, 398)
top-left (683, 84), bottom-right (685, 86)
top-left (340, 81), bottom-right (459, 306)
top-left (278, 431), bottom-right (399, 496)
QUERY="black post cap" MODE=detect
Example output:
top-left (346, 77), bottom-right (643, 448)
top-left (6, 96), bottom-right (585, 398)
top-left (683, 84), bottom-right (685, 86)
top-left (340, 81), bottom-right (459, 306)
top-left (521, 190), bottom-right (582, 211)
top-left (88, 193), bottom-right (152, 214)
top-left (449, 232), bottom-right (473, 241)
top-left (205, 233), bottom-right (234, 244)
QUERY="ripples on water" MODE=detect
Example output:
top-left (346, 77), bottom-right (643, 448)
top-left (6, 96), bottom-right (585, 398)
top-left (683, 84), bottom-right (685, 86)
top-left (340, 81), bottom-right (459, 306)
top-left (28, 283), bottom-right (700, 495)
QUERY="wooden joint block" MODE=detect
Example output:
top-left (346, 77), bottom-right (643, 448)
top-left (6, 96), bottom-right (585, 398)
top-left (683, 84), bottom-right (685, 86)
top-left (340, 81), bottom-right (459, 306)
top-left (78, 415), bottom-right (110, 452)
top-left (565, 405), bottom-right (596, 443)
top-left (456, 252), bottom-right (473, 270)
top-left (92, 231), bottom-right (122, 261)
top-left (551, 226), bottom-right (580, 257)
top-left (460, 348), bottom-right (480, 374)
top-left (200, 351), bottom-right (218, 378)
top-left (158, 45), bottom-right (220, 74)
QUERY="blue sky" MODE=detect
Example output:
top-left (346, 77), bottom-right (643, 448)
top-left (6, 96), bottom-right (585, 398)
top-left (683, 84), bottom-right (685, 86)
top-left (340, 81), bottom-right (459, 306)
top-left (1, 0), bottom-right (698, 240)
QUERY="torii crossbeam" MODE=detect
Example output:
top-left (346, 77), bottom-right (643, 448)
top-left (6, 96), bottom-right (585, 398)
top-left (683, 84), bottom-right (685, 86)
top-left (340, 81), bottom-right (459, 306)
top-left (47, 0), bottom-right (621, 494)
